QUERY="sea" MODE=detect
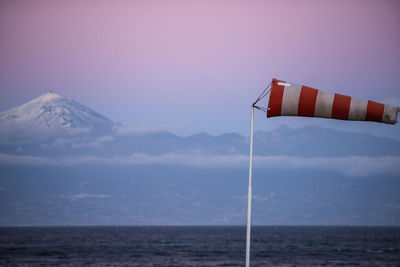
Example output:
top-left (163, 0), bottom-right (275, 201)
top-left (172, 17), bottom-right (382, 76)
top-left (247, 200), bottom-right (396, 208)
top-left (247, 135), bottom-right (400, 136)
top-left (1, 226), bottom-right (399, 266)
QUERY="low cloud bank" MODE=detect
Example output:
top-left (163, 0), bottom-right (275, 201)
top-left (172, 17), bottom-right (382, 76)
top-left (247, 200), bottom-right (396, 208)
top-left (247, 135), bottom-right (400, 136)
top-left (0, 152), bottom-right (399, 178)
top-left (59, 194), bottom-right (110, 201)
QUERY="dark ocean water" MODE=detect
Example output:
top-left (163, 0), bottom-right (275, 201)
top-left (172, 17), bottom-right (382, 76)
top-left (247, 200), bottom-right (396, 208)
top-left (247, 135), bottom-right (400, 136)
top-left (0, 226), bottom-right (399, 266)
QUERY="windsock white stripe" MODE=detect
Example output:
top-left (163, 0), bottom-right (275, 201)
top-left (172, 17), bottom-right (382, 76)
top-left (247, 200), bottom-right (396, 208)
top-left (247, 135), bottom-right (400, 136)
top-left (382, 105), bottom-right (399, 124)
top-left (314, 90), bottom-right (334, 118)
top-left (281, 84), bottom-right (301, 116)
top-left (348, 97), bottom-right (367, 121)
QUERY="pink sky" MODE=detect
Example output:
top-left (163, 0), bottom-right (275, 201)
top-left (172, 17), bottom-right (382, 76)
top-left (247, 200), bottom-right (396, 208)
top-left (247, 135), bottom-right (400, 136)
top-left (1, 0), bottom-right (399, 135)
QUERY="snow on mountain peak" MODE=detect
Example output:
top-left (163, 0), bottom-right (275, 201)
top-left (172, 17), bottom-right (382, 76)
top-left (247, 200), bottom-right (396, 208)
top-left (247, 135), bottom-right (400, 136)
top-left (39, 92), bottom-right (62, 101)
top-left (0, 92), bottom-right (115, 132)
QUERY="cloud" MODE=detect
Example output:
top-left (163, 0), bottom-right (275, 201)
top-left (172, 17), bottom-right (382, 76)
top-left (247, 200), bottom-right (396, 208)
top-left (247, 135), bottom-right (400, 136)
top-left (71, 135), bottom-right (115, 148)
top-left (0, 123), bottom-right (92, 145)
top-left (0, 152), bottom-right (399, 178)
top-left (112, 120), bottom-right (192, 136)
top-left (38, 135), bottom-right (116, 149)
top-left (60, 193), bottom-right (110, 201)
top-left (240, 193), bottom-right (275, 201)
top-left (253, 155), bottom-right (400, 177)
top-left (79, 181), bottom-right (88, 187)
top-left (0, 153), bottom-right (57, 165)
top-left (112, 124), bottom-right (153, 136)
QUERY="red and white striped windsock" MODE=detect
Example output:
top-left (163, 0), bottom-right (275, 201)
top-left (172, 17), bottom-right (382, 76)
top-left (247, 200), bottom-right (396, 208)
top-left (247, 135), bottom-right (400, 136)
top-left (267, 78), bottom-right (399, 124)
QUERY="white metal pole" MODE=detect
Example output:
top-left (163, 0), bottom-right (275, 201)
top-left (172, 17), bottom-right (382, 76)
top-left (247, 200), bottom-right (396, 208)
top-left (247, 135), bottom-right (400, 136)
top-left (245, 105), bottom-right (255, 267)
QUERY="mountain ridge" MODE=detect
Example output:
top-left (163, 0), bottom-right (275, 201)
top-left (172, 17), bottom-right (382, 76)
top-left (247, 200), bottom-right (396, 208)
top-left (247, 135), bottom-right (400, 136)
top-left (1, 93), bottom-right (400, 158)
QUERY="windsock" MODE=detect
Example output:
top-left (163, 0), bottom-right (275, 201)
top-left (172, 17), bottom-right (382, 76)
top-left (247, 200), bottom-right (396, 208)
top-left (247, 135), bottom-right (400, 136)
top-left (267, 78), bottom-right (399, 124)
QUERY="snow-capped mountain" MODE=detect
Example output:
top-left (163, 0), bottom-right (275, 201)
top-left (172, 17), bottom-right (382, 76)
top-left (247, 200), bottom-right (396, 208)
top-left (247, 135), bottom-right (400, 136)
top-left (0, 92), bottom-right (115, 132)
top-left (0, 92), bottom-right (117, 144)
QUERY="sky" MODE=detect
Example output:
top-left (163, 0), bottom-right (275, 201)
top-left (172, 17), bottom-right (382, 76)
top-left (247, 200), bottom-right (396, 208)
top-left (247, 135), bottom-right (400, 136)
top-left (1, 0), bottom-right (400, 136)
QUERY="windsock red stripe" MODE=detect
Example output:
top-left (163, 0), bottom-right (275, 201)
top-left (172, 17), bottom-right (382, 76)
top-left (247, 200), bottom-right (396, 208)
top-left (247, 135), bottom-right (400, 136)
top-left (267, 79), bottom-right (285, 117)
top-left (366, 100), bottom-right (384, 122)
top-left (298, 86), bottom-right (318, 117)
top-left (331, 94), bottom-right (351, 120)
